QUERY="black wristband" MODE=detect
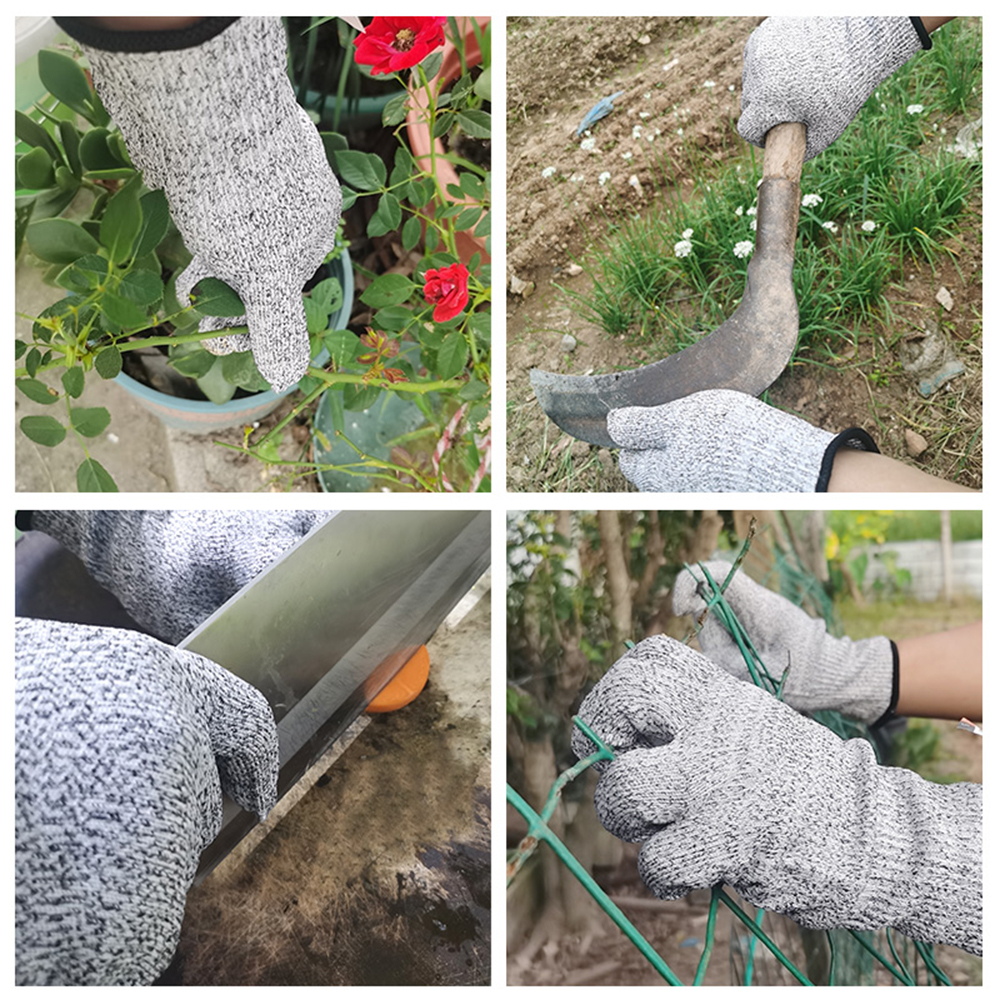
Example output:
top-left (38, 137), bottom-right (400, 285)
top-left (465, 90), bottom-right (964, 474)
top-left (909, 17), bottom-right (934, 51)
top-left (14, 511), bottom-right (34, 533)
top-left (871, 640), bottom-right (901, 728)
top-left (815, 428), bottom-right (881, 492)
top-left (54, 17), bottom-right (239, 54)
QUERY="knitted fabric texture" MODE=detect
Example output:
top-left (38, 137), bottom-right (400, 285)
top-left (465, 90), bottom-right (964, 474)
top-left (572, 636), bottom-right (981, 956)
top-left (31, 510), bottom-right (332, 644)
top-left (738, 17), bottom-right (924, 161)
top-left (81, 17), bottom-right (342, 391)
top-left (607, 390), bottom-right (875, 492)
top-left (673, 560), bottom-right (893, 722)
top-left (15, 617), bottom-right (279, 985)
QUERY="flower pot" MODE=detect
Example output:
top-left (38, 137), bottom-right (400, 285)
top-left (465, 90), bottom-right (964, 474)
top-left (405, 16), bottom-right (490, 266)
top-left (114, 247), bottom-right (354, 434)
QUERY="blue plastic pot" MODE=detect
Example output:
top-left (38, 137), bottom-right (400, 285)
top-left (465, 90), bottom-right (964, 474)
top-left (114, 247), bottom-right (353, 434)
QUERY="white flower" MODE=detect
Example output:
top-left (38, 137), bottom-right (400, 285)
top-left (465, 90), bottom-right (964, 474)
top-left (907, 104), bottom-right (925, 115)
top-left (677, 127), bottom-right (684, 136)
top-left (541, 166), bottom-right (556, 178)
top-left (639, 111), bottom-right (651, 119)
top-left (822, 221), bottom-right (838, 234)
top-left (580, 136), bottom-right (596, 151)
top-left (621, 150), bottom-right (633, 160)
top-left (647, 134), bottom-right (655, 143)
top-left (801, 193), bottom-right (823, 208)
top-left (862, 219), bottom-right (878, 232)
top-left (569, 173), bottom-right (585, 183)
top-left (733, 240), bottom-right (754, 259)
top-left (674, 239), bottom-right (693, 258)
top-left (633, 124), bottom-right (643, 139)
top-left (682, 228), bottom-right (693, 239)
top-left (728, 84), bottom-right (735, 92)
top-left (750, 218), bottom-right (757, 231)
top-left (746, 205), bottom-right (757, 216)
top-left (643, 91), bottom-right (651, 99)
top-left (704, 80), bottom-right (715, 88)
top-left (735, 205), bottom-right (744, 217)
top-left (598, 171), bottom-right (611, 186)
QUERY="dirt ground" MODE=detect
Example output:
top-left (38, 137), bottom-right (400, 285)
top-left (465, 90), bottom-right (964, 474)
top-left (506, 17), bottom-right (982, 491)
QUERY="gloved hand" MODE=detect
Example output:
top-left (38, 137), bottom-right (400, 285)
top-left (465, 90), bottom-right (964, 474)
top-left (738, 17), bottom-right (927, 161)
top-left (28, 510), bottom-right (332, 643)
top-left (15, 616), bottom-right (279, 985)
top-left (673, 560), bottom-right (894, 722)
top-left (70, 17), bottom-right (342, 391)
top-left (572, 636), bottom-right (982, 956)
top-left (608, 390), bottom-right (878, 492)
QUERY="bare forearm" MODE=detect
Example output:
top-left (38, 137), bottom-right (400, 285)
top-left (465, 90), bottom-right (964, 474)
top-left (920, 17), bottom-right (957, 33)
top-left (895, 620), bottom-right (981, 721)
top-left (828, 448), bottom-right (975, 493)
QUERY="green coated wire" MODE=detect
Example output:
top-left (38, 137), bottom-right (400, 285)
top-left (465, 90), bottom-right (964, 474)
top-left (913, 939), bottom-right (952, 986)
top-left (691, 889), bottom-right (720, 986)
top-left (826, 930), bottom-right (836, 986)
top-left (885, 928), bottom-right (917, 987)
top-left (741, 908), bottom-right (766, 985)
top-left (846, 930), bottom-right (914, 986)
top-left (715, 891), bottom-right (812, 986)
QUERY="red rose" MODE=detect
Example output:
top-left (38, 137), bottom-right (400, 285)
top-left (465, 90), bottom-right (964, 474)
top-left (423, 263), bottom-right (470, 323)
top-left (353, 17), bottom-right (447, 76)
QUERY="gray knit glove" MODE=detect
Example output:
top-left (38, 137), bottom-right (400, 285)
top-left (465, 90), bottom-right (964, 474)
top-left (673, 560), bottom-right (894, 723)
top-left (79, 17), bottom-right (342, 391)
top-left (15, 616), bottom-right (279, 985)
top-left (739, 17), bottom-right (926, 161)
top-left (608, 390), bottom-right (878, 492)
top-left (30, 510), bottom-right (331, 644)
top-left (572, 636), bottom-right (982, 956)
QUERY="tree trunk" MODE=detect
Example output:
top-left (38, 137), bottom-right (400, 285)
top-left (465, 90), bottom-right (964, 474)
top-left (940, 510), bottom-right (953, 602)
top-left (598, 510), bottom-right (632, 647)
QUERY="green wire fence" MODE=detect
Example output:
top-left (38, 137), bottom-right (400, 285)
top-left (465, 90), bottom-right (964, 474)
top-left (507, 525), bottom-right (952, 987)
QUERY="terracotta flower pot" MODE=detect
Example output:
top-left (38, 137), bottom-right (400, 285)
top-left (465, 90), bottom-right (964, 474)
top-left (405, 16), bottom-right (490, 266)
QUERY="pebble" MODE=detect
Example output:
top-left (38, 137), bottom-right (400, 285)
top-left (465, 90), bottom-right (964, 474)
top-left (905, 428), bottom-right (929, 457)
top-left (935, 286), bottom-right (954, 311)
top-left (566, 263), bottom-right (583, 277)
top-left (561, 334), bottom-right (577, 352)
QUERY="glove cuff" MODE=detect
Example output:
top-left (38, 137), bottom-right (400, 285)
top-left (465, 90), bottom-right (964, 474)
top-left (816, 426), bottom-right (880, 491)
top-left (908, 17), bottom-right (934, 51)
top-left (870, 639), bottom-right (901, 728)
top-left (55, 17), bottom-right (238, 53)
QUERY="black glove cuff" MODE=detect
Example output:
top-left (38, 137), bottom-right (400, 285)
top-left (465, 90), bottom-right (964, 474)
top-left (14, 511), bottom-right (34, 532)
top-left (815, 428), bottom-right (881, 492)
top-left (909, 17), bottom-right (934, 51)
top-left (55, 17), bottom-right (239, 53)
top-left (871, 640), bottom-right (901, 728)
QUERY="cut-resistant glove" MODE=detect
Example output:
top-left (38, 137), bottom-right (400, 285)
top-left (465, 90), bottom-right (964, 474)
top-left (608, 389), bottom-right (878, 492)
top-left (27, 510), bottom-right (332, 644)
top-left (738, 17), bottom-right (928, 161)
top-left (673, 560), bottom-right (895, 723)
top-left (59, 16), bottom-right (342, 391)
top-left (572, 636), bottom-right (982, 956)
top-left (15, 616), bottom-right (279, 985)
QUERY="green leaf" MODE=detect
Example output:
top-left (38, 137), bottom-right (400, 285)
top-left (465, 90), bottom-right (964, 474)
top-left (16, 147), bottom-right (55, 189)
top-left (343, 382), bottom-right (382, 411)
top-left (56, 254), bottom-right (108, 295)
top-left (401, 215), bottom-right (423, 252)
top-left (77, 458), bottom-right (119, 492)
top-left (456, 206), bottom-right (483, 231)
top-left (100, 173), bottom-right (143, 263)
top-left (70, 406), bottom-right (111, 438)
top-left (132, 189), bottom-right (170, 258)
top-left (20, 415), bottom-right (66, 447)
top-left (14, 110), bottom-right (61, 161)
top-left (456, 109), bottom-right (491, 139)
top-left (119, 269), bottom-right (164, 306)
top-left (325, 387), bottom-right (345, 436)
top-left (195, 359), bottom-right (238, 405)
top-left (61, 367), bottom-right (85, 398)
top-left (360, 273), bottom-right (416, 308)
top-left (102, 291), bottom-right (150, 330)
top-left (15, 340), bottom-right (28, 360)
top-left (82, 167), bottom-right (135, 181)
top-left (458, 377), bottom-right (489, 401)
top-left (382, 92), bottom-right (409, 127)
top-left (469, 311), bottom-right (491, 350)
top-left (58, 120), bottom-right (83, 177)
top-left (169, 347), bottom-right (216, 378)
top-left (373, 305), bottom-right (414, 332)
top-left (78, 128), bottom-right (120, 171)
top-left (38, 49), bottom-right (94, 115)
top-left (419, 51), bottom-right (444, 81)
top-left (437, 330), bottom-right (470, 379)
top-left (25, 348), bottom-right (41, 377)
top-left (323, 329), bottom-right (359, 368)
top-left (367, 191), bottom-right (402, 237)
top-left (332, 149), bottom-right (387, 191)
top-left (221, 351), bottom-right (269, 391)
top-left (94, 346), bottom-right (123, 380)
top-left (474, 210), bottom-right (491, 238)
top-left (16, 378), bottom-right (60, 405)
top-left (432, 113), bottom-right (453, 141)
top-left (459, 172), bottom-right (484, 199)
top-left (191, 277), bottom-right (245, 317)
top-left (340, 186), bottom-right (358, 211)
top-left (310, 275), bottom-right (343, 313)
top-left (473, 65), bottom-right (492, 102)
top-left (25, 218), bottom-right (99, 264)
top-left (15, 197), bottom-right (35, 255)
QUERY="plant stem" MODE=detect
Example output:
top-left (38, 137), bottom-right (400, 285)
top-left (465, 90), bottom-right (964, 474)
top-left (305, 366), bottom-right (463, 394)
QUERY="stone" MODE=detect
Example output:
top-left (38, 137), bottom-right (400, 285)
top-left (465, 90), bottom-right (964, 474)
top-left (935, 286), bottom-right (954, 311)
top-left (561, 334), bottom-right (577, 352)
top-left (905, 428), bottom-right (929, 458)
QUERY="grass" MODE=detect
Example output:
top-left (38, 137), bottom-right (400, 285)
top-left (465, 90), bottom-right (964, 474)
top-left (563, 18), bottom-right (981, 367)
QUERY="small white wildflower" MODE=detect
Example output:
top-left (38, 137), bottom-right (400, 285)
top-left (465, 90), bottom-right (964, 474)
top-left (907, 104), bottom-right (924, 115)
top-left (733, 240), bottom-right (754, 259)
top-left (598, 171), bottom-right (611, 186)
top-left (654, 128), bottom-right (662, 136)
top-left (639, 111), bottom-right (651, 119)
top-left (750, 218), bottom-right (757, 231)
top-left (647, 133), bottom-right (655, 143)
top-left (862, 219), bottom-right (878, 232)
top-left (677, 127), bottom-right (684, 136)
top-left (822, 221), bottom-right (838, 234)
top-left (632, 124), bottom-right (643, 139)
top-left (621, 150), bottom-right (633, 161)
top-left (747, 205), bottom-right (756, 216)
top-left (644, 91), bottom-right (651, 99)
top-left (569, 173), bottom-right (585, 183)
top-left (728, 84), bottom-right (735, 92)
top-left (674, 239), bottom-right (693, 258)
top-left (703, 80), bottom-right (715, 88)
top-left (682, 228), bottom-right (693, 239)
top-left (541, 166), bottom-right (556, 178)
top-left (801, 193), bottom-right (823, 208)
top-left (580, 136), bottom-right (596, 151)
top-left (735, 205), bottom-right (744, 217)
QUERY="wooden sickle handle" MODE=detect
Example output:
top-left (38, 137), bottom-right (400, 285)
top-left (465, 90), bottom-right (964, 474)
top-left (762, 122), bottom-right (807, 183)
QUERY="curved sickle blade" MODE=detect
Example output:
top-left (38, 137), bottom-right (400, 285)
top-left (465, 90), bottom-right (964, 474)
top-left (530, 124), bottom-right (806, 448)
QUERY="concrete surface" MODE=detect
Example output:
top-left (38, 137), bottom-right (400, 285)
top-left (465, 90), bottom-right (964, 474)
top-left (169, 582), bottom-right (491, 985)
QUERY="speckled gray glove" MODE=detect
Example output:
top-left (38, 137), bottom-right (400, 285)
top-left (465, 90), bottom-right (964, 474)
top-left (608, 390), bottom-right (878, 492)
top-left (29, 510), bottom-right (332, 643)
top-left (15, 616), bottom-right (279, 985)
top-left (673, 560), bottom-right (895, 723)
top-left (739, 17), bottom-right (928, 161)
top-left (66, 17), bottom-right (342, 391)
top-left (572, 636), bottom-right (982, 956)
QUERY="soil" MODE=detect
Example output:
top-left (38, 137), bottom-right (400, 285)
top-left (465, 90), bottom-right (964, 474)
top-left (506, 16), bottom-right (982, 491)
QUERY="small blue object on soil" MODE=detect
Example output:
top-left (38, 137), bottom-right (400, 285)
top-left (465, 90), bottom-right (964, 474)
top-left (576, 91), bottom-right (625, 135)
